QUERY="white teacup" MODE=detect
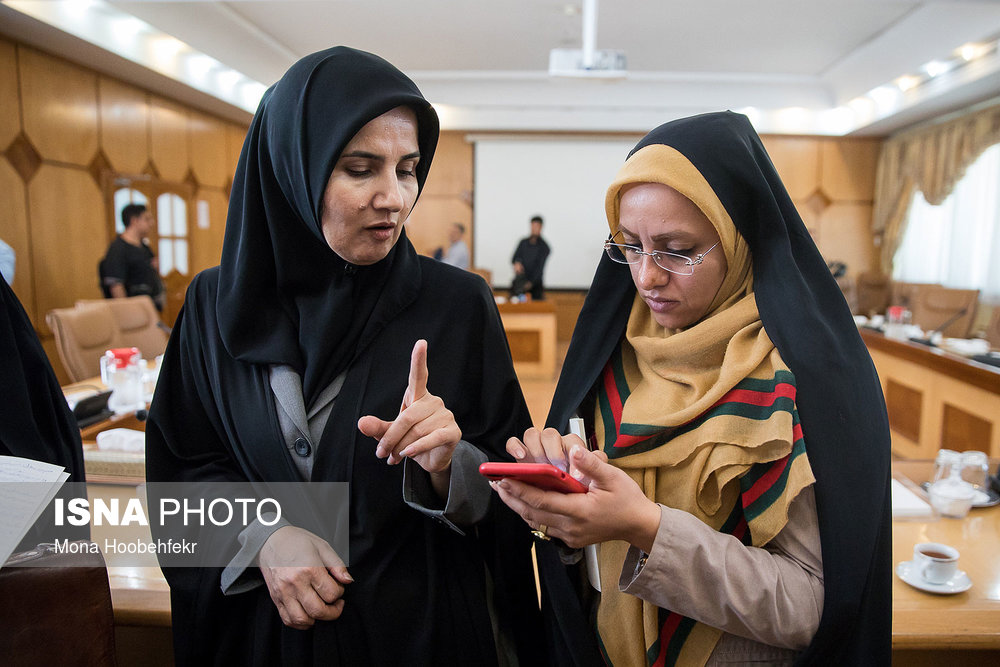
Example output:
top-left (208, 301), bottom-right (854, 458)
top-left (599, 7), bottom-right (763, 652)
top-left (913, 542), bottom-right (959, 584)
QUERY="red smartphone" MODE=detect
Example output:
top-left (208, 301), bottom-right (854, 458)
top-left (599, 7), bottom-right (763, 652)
top-left (479, 462), bottom-right (588, 493)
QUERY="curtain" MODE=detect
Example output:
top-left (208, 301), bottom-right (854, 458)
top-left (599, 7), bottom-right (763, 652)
top-left (872, 102), bottom-right (1000, 273)
top-left (892, 144), bottom-right (1000, 300)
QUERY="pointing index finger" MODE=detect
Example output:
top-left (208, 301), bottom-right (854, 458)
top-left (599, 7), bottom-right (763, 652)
top-left (406, 339), bottom-right (429, 403)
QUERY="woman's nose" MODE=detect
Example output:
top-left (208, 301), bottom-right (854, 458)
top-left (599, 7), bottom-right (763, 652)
top-left (635, 254), bottom-right (668, 290)
top-left (373, 171), bottom-right (404, 212)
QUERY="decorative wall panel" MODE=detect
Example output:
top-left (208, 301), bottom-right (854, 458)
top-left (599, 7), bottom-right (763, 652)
top-left (149, 96), bottom-right (190, 182)
top-left (29, 165), bottom-right (106, 324)
top-left (0, 40), bottom-right (20, 150)
top-left (189, 111), bottom-right (228, 188)
top-left (817, 203), bottom-right (877, 275)
top-left (0, 160), bottom-right (33, 323)
top-left (98, 77), bottom-right (149, 176)
top-left (760, 136), bottom-right (820, 200)
top-left (820, 140), bottom-right (879, 202)
top-left (20, 47), bottom-right (98, 166)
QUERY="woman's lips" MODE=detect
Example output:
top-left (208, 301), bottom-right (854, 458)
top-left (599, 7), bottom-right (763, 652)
top-left (644, 296), bottom-right (677, 313)
top-left (366, 222), bottom-right (396, 241)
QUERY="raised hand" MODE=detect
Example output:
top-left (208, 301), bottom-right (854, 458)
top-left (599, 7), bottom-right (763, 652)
top-left (357, 339), bottom-right (461, 475)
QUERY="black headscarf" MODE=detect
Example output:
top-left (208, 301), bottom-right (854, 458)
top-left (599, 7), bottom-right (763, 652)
top-left (217, 46), bottom-right (439, 404)
top-left (543, 112), bottom-right (891, 664)
top-left (1, 279), bottom-right (88, 548)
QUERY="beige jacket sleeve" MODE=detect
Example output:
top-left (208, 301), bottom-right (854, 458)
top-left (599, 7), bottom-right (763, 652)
top-left (618, 484), bottom-right (824, 651)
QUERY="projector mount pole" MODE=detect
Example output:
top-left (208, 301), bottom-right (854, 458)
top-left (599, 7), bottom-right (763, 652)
top-left (582, 0), bottom-right (597, 70)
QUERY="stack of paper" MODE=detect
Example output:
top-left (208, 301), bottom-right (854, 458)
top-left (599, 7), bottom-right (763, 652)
top-left (0, 456), bottom-right (69, 568)
top-left (891, 478), bottom-right (933, 519)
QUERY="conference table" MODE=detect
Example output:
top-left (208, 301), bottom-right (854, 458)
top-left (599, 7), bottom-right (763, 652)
top-left (891, 459), bottom-right (1000, 662)
top-left (61, 381), bottom-right (1000, 661)
top-left (860, 327), bottom-right (1000, 459)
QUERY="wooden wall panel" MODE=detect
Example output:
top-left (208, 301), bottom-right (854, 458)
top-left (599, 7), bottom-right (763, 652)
top-left (188, 111), bottom-right (228, 188)
top-left (149, 96), bottom-right (189, 182)
top-left (760, 136), bottom-right (819, 200)
top-left (226, 123), bottom-right (246, 186)
top-left (19, 47), bottom-right (99, 166)
top-left (820, 140), bottom-right (879, 202)
top-left (189, 190), bottom-right (228, 274)
top-left (797, 205), bottom-right (819, 240)
top-left (0, 161), bottom-right (33, 322)
top-left (29, 165), bottom-right (106, 326)
top-left (98, 77), bottom-right (149, 175)
top-left (0, 39), bottom-right (20, 149)
top-left (421, 133), bottom-right (473, 196)
top-left (816, 203), bottom-right (876, 274)
top-left (404, 196), bottom-right (473, 259)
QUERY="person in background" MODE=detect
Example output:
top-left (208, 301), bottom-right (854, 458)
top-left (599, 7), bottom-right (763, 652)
top-left (145, 46), bottom-right (542, 665)
top-left (493, 112), bottom-right (891, 665)
top-left (100, 203), bottom-right (164, 310)
top-left (441, 222), bottom-right (470, 270)
top-left (0, 238), bottom-right (15, 285)
top-left (511, 214), bottom-right (550, 300)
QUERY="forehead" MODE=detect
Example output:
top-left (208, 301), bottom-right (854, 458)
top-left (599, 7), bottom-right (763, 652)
top-left (618, 182), bottom-right (715, 237)
top-left (342, 106), bottom-right (418, 152)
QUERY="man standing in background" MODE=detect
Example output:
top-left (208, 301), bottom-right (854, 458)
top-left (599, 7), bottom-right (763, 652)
top-left (510, 214), bottom-right (550, 300)
top-left (100, 203), bottom-right (164, 310)
top-left (441, 222), bottom-right (470, 270)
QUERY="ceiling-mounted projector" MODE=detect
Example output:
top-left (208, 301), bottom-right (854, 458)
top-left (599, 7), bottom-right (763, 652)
top-left (549, 48), bottom-right (627, 79)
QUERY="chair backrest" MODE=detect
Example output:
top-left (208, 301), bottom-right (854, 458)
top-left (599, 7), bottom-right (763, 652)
top-left (909, 285), bottom-right (980, 338)
top-left (854, 271), bottom-right (891, 316)
top-left (46, 296), bottom-right (168, 383)
top-left (983, 307), bottom-right (1000, 349)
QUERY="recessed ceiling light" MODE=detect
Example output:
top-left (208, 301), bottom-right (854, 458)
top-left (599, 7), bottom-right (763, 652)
top-left (922, 60), bottom-right (952, 78)
top-left (958, 42), bottom-right (989, 62)
top-left (895, 75), bottom-right (921, 92)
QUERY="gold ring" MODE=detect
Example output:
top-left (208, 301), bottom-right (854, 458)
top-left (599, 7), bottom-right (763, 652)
top-left (531, 524), bottom-right (551, 541)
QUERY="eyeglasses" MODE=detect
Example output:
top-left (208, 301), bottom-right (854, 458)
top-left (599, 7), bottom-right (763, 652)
top-left (603, 239), bottom-right (720, 276)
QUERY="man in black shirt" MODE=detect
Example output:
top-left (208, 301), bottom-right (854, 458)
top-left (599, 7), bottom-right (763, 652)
top-left (510, 214), bottom-right (551, 300)
top-left (100, 203), bottom-right (164, 310)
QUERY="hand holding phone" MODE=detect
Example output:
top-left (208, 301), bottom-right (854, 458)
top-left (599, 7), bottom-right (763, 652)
top-left (479, 462), bottom-right (588, 493)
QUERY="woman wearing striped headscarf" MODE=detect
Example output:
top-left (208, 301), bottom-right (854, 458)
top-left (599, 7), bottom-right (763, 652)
top-left (491, 112), bottom-right (890, 666)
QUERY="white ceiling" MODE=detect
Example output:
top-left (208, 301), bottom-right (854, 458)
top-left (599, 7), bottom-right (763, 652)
top-left (4, 0), bottom-right (1000, 135)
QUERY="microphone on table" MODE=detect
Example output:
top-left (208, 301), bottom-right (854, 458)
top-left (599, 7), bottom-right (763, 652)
top-left (909, 303), bottom-right (972, 346)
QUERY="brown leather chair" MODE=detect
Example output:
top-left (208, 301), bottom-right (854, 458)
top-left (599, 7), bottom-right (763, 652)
top-left (854, 271), bottom-right (891, 316)
top-left (0, 543), bottom-right (118, 666)
top-left (984, 307), bottom-right (1000, 349)
top-left (909, 286), bottom-right (980, 338)
top-left (46, 296), bottom-right (168, 383)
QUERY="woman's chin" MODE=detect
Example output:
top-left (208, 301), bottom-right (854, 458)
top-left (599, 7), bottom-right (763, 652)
top-left (650, 308), bottom-right (693, 330)
top-left (333, 239), bottom-right (396, 266)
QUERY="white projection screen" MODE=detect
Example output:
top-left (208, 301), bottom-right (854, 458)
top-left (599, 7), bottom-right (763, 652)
top-left (473, 137), bottom-right (637, 290)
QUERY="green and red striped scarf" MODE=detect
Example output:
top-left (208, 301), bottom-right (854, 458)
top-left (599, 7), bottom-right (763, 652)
top-left (592, 295), bottom-right (814, 667)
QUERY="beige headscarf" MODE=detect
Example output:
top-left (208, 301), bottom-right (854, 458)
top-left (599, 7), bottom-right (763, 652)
top-left (594, 145), bottom-right (815, 666)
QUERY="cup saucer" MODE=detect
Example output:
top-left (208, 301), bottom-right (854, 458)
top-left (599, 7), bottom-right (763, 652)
top-left (896, 560), bottom-right (972, 594)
